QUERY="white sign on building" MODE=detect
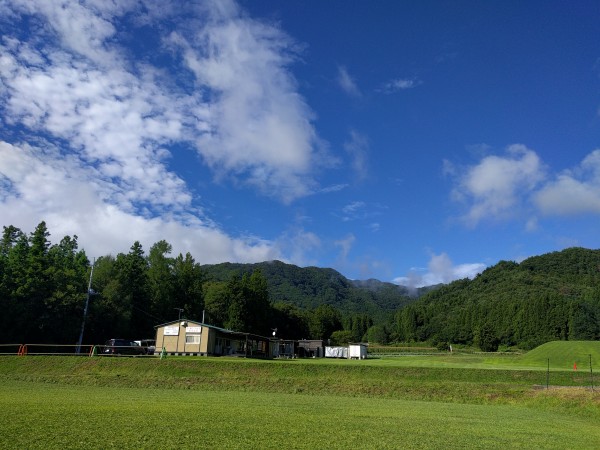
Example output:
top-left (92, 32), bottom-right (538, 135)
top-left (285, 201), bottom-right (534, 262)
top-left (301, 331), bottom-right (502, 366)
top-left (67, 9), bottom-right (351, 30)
top-left (164, 326), bottom-right (179, 336)
top-left (186, 326), bottom-right (202, 334)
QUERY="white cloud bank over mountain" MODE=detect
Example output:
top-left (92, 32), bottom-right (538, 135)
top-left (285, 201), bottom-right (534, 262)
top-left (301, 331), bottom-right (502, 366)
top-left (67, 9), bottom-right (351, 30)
top-left (394, 252), bottom-right (486, 289)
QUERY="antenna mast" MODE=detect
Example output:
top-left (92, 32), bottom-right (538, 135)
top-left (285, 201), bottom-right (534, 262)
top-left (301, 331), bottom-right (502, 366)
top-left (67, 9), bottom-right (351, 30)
top-left (76, 257), bottom-right (95, 354)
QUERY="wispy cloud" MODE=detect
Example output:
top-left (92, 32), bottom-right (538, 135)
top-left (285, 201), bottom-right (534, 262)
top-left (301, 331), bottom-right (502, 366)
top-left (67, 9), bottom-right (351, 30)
top-left (334, 233), bottom-right (356, 261)
top-left (339, 200), bottom-right (386, 223)
top-left (337, 65), bottom-right (360, 96)
top-left (344, 130), bottom-right (369, 182)
top-left (274, 227), bottom-right (321, 267)
top-left (341, 201), bottom-right (367, 221)
top-left (0, 0), bottom-right (327, 263)
top-left (320, 183), bottom-right (349, 194)
top-left (379, 77), bottom-right (421, 94)
top-left (335, 200), bottom-right (388, 225)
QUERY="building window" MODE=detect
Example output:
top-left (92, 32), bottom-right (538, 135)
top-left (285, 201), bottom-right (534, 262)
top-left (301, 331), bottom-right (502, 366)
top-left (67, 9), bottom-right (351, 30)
top-left (186, 335), bottom-right (200, 344)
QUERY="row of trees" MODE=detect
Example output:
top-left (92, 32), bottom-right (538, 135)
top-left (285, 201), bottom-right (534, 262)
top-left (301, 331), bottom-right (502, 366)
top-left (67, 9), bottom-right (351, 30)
top-left (3, 223), bottom-right (599, 350)
top-left (0, 223), bottom-right (374, 346)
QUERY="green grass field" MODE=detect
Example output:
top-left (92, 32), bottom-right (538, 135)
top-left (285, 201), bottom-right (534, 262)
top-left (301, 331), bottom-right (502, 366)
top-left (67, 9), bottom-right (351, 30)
top-left (1, 341), bottom-right (599, 449)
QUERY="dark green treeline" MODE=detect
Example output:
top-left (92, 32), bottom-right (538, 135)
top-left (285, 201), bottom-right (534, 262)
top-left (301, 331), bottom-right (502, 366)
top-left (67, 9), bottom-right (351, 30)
top-left (1, 223), bottom-right (599, 349)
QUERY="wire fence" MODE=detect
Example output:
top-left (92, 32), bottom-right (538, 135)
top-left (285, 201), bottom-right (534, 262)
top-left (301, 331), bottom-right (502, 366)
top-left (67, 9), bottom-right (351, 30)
top-left (543, 355), bottom-right (595, 392)
top-left (368, 345), bottom-right (440, 357)
top-left (0, 343), bottom-right (156, 357)
top-left (0, 343), bottom-right (95, 356)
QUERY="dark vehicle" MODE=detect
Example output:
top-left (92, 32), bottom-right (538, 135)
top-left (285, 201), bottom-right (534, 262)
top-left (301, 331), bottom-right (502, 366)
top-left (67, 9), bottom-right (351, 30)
top-left (134, 339), bottom-right (156, 355)
top-left (102, 339), bottom-right (146, 356)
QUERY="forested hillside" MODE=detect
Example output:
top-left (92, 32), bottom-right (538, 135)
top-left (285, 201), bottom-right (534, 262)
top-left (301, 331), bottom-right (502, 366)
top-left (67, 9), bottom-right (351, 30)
top-left (201, 261), bottom-right (417, 320)
top-left (394, 248), bottom-right (600, 350)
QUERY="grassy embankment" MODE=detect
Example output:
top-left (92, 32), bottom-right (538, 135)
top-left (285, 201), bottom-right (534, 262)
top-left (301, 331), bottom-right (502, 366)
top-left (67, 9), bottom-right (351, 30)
top-left (1, 341), bottom-right (599, 449)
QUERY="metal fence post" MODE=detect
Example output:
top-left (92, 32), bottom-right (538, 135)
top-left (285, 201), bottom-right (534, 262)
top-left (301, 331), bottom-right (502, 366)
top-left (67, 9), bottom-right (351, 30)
top-left (590, 354), bottom-right (594, 392)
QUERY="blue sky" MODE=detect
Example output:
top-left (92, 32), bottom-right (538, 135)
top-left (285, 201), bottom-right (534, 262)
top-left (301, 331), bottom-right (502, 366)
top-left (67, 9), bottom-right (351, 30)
top-left (1, 1), bottom-right (599, 287)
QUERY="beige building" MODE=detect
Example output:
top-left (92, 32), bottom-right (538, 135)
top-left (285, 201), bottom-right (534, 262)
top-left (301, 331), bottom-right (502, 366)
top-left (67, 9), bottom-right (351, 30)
top-left (154, 319), bottom-right (276, 358)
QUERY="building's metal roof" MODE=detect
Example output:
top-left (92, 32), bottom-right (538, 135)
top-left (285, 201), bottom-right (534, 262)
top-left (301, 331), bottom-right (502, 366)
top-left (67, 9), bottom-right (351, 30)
top-left (154, 318), bottom-right (274, 341)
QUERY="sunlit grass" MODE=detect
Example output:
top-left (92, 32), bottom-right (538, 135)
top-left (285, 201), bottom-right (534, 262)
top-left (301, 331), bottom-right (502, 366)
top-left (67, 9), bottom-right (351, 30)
top-left (2, 380), bottom-right (599, 449)
top-left (518, 341), bottom-right (600, 369)
top-left (1, 342), bottom-right (599, 448)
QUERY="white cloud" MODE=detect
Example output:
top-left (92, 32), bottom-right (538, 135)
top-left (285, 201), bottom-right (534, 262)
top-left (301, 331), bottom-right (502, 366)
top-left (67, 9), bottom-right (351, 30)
top-left (2, 61), bottom-right (191, 212)
top-left (0, 141), bottom-right (279, 263)
top-left (8, 0), bottom-right (123, 66)
top-left (534, 149), bottom-right (600, 215)
top-left (450, 146), bottom-right (600, 227)
top-left (0, 0), bottom-right (327, 265)
top-left (394, 252), bottom-right (486, 288)
top-left (450, 144), bottom-right (545, 226)
top-left (168, 4), bottom-right (327, 202)
top-left (337, 66), bottom-right (360, 96)
top-left (379, 77), bottom-right (421, 93)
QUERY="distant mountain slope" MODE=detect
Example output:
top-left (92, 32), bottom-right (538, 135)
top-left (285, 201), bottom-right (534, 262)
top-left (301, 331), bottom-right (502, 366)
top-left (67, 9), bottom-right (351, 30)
top-left (201, 260), bottom-right (418, 321)
top-left (396, 247), bottom-right (600, 349)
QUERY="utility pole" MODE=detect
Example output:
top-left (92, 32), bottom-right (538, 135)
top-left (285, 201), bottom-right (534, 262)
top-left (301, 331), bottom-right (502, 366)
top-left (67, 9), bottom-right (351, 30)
top-left (76, 257), bottom-right (95, 354)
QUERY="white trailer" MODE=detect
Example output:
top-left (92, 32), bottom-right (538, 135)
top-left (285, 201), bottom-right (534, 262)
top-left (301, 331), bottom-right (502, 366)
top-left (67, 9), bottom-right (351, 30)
top-left (349, 343), bottom-right (367, 359)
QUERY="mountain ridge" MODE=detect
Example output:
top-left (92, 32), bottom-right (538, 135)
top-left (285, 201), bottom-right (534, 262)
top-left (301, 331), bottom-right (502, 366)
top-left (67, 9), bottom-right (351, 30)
top-left (201, 260), bottom-right (421, 322)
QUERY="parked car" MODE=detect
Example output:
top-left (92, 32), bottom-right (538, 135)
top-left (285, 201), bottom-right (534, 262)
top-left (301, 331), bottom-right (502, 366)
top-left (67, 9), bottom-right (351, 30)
top-left (134, 339), bottom-right (156, 355)
top-left (102, 339), bottom-right (146, 356)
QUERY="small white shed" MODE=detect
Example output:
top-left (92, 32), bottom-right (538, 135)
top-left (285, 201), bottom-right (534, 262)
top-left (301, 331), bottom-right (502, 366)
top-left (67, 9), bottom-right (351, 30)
top-left (349, 343), bottom-right (368, 359)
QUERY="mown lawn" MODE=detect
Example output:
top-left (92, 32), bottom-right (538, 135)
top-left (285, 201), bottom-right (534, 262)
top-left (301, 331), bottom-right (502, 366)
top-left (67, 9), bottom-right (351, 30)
top-left (2, 379), bottom-right (600, 449)
top-left (1, 350), bottom-right (599, 449)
